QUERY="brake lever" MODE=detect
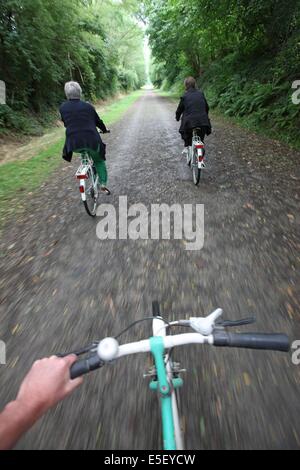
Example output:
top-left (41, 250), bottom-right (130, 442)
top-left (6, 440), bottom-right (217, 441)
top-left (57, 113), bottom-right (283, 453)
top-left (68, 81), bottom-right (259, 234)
top-left (216, 317), bottom-right (256, 328)
top-left (57, 341), bottom-right (99, 358)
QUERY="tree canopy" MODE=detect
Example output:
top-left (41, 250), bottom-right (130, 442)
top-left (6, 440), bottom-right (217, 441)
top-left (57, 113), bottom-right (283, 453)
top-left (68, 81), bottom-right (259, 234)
top-left (144, 0), bottom-right (300, 143)
top-left (0, 0), bottom-right (146, 132)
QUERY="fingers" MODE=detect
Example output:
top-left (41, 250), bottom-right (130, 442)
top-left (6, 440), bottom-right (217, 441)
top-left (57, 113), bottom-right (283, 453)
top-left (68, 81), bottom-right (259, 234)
top-left (68, 376), bottom-right (84, 390)
top-left (62, 355), bottom-right (84, 387)
top-left (62, 354), bottom-right (78, 368)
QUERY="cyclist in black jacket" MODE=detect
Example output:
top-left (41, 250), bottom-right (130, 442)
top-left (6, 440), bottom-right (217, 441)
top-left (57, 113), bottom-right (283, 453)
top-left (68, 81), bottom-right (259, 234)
top-left (60, 81), bottom-right (111, 195)
top-left (176, 77), bottom-right (212, 148)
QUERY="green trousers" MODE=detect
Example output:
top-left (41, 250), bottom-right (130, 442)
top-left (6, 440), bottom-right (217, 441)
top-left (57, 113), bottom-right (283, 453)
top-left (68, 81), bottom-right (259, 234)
top-left (76, 147), bottom-right (108, 186)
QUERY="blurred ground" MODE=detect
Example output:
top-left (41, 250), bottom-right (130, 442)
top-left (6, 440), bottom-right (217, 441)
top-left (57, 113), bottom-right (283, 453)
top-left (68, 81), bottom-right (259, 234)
top-left (0, 91), bottom-right (299, 449)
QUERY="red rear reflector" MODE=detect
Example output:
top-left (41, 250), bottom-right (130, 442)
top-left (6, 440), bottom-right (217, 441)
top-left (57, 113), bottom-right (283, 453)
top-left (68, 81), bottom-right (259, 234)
top-left (77, 175), bottom-right (88, 180)
top-left (195, 144), bottom-right (204, 149)
top-left (79, 186), bottom-right (85, 193)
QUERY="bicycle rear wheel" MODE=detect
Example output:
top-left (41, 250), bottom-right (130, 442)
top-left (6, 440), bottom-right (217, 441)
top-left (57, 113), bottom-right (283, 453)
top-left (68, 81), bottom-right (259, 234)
top-left (83, 168), bottom-right (98, 217)
top-left (192, 149), bottom-right (201, 185)
top-left (186, 148), bottom-right (191, 167)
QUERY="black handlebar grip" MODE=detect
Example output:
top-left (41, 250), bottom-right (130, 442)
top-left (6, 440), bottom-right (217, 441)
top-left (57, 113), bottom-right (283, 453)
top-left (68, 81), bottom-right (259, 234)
top-left (70, 354), bottom-right (103, 379)
top-left (213, 331), bottom-right (290, 352)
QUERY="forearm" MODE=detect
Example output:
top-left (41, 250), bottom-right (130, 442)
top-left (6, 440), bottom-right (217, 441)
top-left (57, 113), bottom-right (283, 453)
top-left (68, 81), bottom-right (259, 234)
top-left (0, 356), bottom-right (83, 450)
top-left (176, 98), bottom-right (184, 121)
top-left (0, 399), bottom-right (42, 450)
top-left (97, 120), bottom-right (107, 133)
top-left (94, 110), bottom-right (107, 132)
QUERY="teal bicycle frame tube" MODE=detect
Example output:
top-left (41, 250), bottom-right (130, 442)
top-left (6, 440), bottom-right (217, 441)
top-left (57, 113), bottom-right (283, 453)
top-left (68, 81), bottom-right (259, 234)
top-left (149, 337), bottom-right (177, 450)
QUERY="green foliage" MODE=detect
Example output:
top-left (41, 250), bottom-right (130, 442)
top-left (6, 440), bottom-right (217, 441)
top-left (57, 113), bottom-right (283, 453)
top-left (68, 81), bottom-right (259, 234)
top-left (202, 50), bottom-right (300, 141)
top-left (0, 0), bottom-right (146, 133)
top-left (145, 0), bottom-right (300, 145)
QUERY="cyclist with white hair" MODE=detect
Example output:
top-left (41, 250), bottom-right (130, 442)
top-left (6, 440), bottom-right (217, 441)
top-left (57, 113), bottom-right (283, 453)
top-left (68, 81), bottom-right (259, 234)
top-left (60, 81), bottom-right (111, 195)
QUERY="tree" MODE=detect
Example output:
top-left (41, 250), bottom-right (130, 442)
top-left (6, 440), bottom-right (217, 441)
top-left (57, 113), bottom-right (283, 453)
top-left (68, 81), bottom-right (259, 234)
top-left (0, 0), bottom-right (146, 131)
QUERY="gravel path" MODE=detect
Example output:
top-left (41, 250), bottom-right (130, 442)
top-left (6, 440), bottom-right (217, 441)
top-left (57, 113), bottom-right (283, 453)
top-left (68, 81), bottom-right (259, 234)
top-left (0, 91), bottom-right (299, 450)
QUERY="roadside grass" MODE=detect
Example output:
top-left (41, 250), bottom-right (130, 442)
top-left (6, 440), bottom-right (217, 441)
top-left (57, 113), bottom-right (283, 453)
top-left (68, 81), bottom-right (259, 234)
top-left (0, 90), bottom-right (143, 229)
top-left (100, 89), bottom-right (143, 123)
top-left (0, 141), bottom-right (63, 224)
top-left (219, 111), bottom-right (300, 152)
top-left (155, 90), bottom-right (180, 102)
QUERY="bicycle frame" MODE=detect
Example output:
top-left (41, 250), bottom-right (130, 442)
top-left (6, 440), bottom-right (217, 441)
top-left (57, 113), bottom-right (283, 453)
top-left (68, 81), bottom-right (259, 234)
top-left (185, 130), bottom-right (206, 186)
top-left (76, 153), bottom-right (98, 203)
top-left (150, 337), bottom-right (176, 449)
top-left (150, 317), bottom-right (184, 450)
top-left (150, 337), bottom-right (181, 450)
top-left (192, 134), bottom-right (205, 170)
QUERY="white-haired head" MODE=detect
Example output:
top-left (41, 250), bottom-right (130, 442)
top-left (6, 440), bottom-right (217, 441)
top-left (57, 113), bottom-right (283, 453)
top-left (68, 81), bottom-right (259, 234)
top-left (64, 81), bottom-right (82, 100)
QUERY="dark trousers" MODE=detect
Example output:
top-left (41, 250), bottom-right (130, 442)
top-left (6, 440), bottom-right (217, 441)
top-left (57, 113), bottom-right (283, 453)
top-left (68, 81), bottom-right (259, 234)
top-left (183, 127), bottom-right (206, 147)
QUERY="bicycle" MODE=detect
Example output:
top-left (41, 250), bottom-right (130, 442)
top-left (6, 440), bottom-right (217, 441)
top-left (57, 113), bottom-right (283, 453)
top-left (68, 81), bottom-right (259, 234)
top-left (75, 131), bottom-right (110, 218)
top-left (60, 302), bottom-right (290, 450)
top-left (186, 128), bottom-right (206, 186)
top-left (75, 152), bottom-right (99, 217)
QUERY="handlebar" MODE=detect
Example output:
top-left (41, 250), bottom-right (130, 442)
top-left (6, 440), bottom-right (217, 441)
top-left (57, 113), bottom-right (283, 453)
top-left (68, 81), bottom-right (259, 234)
top-left (70, 353), bottom-right (103, 380)
top-left (67, 305), bottom-right (290, 379)
top-left (69, 330), bottom-right (290, 379)
top-left (213, 331), bottom-right (290, 352)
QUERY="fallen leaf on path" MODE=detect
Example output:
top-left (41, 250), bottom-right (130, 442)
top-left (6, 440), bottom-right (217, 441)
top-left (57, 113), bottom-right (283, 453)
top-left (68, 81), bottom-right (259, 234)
top-left (286, 302), bottom-right (294, 319)
top-left (11, 324), bottom-right (20, 335)
top-left (243, 372), bottom-right (251, 386)
top-left (9, 357), bottom-right (19, 368)
top-left (243, 203), bottom-right (255, 210)
top-left (43, 248), bottom-right (54, 257)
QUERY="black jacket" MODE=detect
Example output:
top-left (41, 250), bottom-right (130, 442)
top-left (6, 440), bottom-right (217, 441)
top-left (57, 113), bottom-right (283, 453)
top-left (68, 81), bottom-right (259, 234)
top-left (176, 88), bottom-right (211, 135)
top-left (59, 99), bottom-right (107, 162)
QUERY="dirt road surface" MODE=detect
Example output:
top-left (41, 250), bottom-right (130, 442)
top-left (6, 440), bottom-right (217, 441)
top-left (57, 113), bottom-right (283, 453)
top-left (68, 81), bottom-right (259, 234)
top-left (0, 91), bottom-right (299, 449)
